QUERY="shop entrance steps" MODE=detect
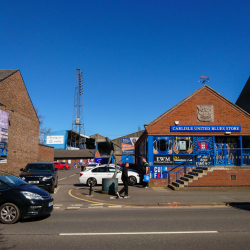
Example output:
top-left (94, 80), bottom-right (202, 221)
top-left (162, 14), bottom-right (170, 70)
top-left (168, 166), bottom-right (213, 190)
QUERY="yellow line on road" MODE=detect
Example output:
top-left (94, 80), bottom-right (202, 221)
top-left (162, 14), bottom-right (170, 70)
top-left (68, 189), bottom-right (129, 207)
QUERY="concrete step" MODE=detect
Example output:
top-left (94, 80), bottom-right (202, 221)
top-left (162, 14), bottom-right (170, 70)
top-left (180, 176), bottom-right (189, 181)
top-left (168, 184), bottom-right (177, 190)
top-left (172, 181), bottom-right (184, 188)
top-left (196, 167), bottom-right (209, 171)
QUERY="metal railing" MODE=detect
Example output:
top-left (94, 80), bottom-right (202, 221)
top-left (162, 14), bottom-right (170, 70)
top-left (166, 153), bottom-right (210, 187)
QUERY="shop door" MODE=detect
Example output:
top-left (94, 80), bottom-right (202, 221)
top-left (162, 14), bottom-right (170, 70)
top-left (214, 137), bottom-right (239, 165)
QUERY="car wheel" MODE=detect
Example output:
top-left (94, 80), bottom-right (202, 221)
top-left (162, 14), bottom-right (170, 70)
top-left (0, 203), bottom-right (21, 224)
top-left (63, 166), bottom-right (67, 170)
top-left (128, 176), bottom-right (137, 186)
top-left (87, 178), bottom-right (97, 187)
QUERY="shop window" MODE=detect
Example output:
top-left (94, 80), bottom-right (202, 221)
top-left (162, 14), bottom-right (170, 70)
top-left (173, 137), bottom-right (193, 154)
top-left (242, 137), bottom-right (250, 155)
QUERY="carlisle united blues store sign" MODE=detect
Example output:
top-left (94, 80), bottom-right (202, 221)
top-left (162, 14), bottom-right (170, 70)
top-left (145, 125), bottom-right (249, 179)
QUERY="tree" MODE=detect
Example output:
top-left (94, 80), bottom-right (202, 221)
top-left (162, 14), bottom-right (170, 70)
top-left (36, 109), bottom-right (51, 144)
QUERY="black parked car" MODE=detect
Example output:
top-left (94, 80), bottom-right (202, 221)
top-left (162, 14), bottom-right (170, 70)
top-left (19, 162), bottom-right (58, 193)
top-left (0, 170), bottom-right (53, 224)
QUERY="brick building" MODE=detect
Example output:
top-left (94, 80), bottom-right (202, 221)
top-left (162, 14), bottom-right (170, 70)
top-left (54, 149), bottom-right (101, 167)
top-left (135, 84), bottom-right (250, 188)
top-left (0, 69), bottom-right (54, 175)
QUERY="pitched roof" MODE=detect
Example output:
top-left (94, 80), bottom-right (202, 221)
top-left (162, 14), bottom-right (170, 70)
top-left (54, 149), bottom-right (96, 159)
top-left (146, 84), bottom-right (250, 127)
top-left (0, 69), bottom-right (19, 82)
top-left (236, 76), bottom-right (250, 113)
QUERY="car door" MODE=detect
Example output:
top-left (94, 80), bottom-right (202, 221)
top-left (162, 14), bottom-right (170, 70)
top-left (108, 167), bottom-right (122, 183)
top-left (0, 181), bottom-right (9, 203)
top-left (91, 166), bottom-right (108, 183)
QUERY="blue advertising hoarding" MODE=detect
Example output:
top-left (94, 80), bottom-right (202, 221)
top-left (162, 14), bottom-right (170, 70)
top-left (122, 137), bottom-right (138, 155)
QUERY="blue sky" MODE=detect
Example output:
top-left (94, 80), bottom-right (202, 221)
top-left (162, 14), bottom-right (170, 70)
top-left (1, 0), bottom-right (250, 139)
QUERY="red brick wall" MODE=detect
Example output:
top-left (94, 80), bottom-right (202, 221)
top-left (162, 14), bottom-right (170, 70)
top-left (55, 158), bottom-right (89, 167)
top-left (189, 169), bottom-right (250, 186)
top-left (38, 144), bottom-right (54, 162)
top-left (0, 71), bottom-right (40, 176)
top-left (147, 87), bottom-right (250, 136)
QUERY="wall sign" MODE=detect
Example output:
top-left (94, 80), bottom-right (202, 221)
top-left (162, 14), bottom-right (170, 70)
top-left (197, 105), bottom-right (214, 122)
top-left (154, 155), bottom-right (173, 165)
top-left (174, 155), bottom-right (193, 165)
top-left (0, 110), bottom-right (9, 163)
top-left (170, 126), bottom-right (241, 132)
top-left (47, 136), bottom-right (64, 144)
top-left (122, 137), bottom-right (138, 155)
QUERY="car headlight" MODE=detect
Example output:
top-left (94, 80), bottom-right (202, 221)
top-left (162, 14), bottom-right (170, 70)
top-left (21, 191), bottom-right (43, 200)
top-left (42, 176), bottom-right (53, 181)
top-left (21, 177), bottom-right (25, 180)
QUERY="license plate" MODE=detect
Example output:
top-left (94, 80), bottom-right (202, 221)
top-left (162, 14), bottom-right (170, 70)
top-left (48, 201), bottom-right (53, 207)
top-left (29, 181), bottom-right (39, 184)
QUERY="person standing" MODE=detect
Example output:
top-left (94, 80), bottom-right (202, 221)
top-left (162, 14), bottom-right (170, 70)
top-left (117, 162), bottom-right (130, 198)
top-left (142, 157), bottom-right (149, 188)
top-left (81, 161), bottom-right (85, 171)
top-left (74, 162), bottom-right (77, 169)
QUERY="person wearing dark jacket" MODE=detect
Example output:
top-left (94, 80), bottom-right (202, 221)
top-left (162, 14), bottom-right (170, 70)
top-left (142, 157), bottom-right (149, 188)
top-left (117, 162), bottom-right (130, 198)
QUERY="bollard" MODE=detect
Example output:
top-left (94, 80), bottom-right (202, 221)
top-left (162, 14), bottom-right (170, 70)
top-left (89, 180), bottom-right (93, 196)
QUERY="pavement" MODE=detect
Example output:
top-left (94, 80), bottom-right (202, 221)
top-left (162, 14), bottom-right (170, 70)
top-left (70, 184), bottom-right (250, 207)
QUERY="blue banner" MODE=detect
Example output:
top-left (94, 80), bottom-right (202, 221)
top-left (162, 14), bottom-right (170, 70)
top-left (170, 126), bottom-right (241, 132)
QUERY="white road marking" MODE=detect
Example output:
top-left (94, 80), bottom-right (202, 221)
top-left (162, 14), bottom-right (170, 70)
top-left (60, 231), bottom-right (218, 236)
top-left (66, 207), bottom-right (81, 209)
top-left (54, 187), bottom-right (60, 194)
top-left (89, 204), bottom-right (103, 206)
top-left (88, 206), bottom-right (103, 208)
top-left (70, 174), bottom-right (77, 177)
top-left (59, 177), bottom-right (66, 181)
top-left (70, 204), bottom-right (83, 206)
top-left (108, 206), bottom-right (122, 208)
top-left (54, 204), bottom-right (63, 206)
top-left (54, 207), bottom-right (61, 209)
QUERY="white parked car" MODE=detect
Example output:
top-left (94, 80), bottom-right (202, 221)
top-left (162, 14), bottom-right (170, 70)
top-left (79, 165), bottom-right (140, 186)
top-left (84, 163), bottom-right (101, 171)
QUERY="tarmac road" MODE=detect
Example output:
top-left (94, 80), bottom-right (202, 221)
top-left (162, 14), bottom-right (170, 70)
top-left (1, 168), bottom-right (250, 249)
top-left (1, 206), bottom-right (250, 250)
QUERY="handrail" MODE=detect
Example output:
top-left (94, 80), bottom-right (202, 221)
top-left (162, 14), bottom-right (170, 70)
top-left (167, 153), bottom-right (210, 186)
top-left (167, 154), bottom-right (199, 173)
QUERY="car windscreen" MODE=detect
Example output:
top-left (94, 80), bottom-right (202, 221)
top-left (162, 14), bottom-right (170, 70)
top-left (24, 163), bottom-right (53, 172)
top-left (0, 175), bottom-right (26, 187)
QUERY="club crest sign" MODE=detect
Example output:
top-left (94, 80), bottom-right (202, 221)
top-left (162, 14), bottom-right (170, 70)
top-left (196, 139), bottom-right (210, 152)
top-left (197, 105), bottom-right (214, 122)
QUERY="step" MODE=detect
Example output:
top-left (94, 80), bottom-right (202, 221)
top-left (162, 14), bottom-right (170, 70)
top-left (180, 176), bottom-right (193, 183)
top-left (184, 174), bottom-right (194, 179)
top-left (180, 176), bottom-right (189, 181)
top-left (172, 181), bottom-right (184, 188)
top-left (168, 184), bottom-right (178, 190)
top-left (196, 167), bottom-right (209, 171)
top-left (191, 169), bottom-right (203, 174)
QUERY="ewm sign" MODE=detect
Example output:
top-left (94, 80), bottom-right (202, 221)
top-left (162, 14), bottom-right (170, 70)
top-left (154, 155), bottom-right (173, 165)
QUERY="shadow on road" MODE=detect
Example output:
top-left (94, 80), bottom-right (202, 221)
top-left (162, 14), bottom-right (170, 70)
top-left (227, 202), bottom-right (250, 211)
top-left (20, 214), bottom-right (51, 223)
